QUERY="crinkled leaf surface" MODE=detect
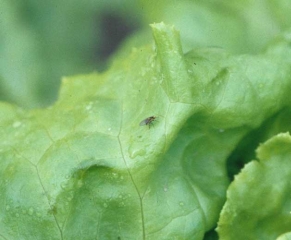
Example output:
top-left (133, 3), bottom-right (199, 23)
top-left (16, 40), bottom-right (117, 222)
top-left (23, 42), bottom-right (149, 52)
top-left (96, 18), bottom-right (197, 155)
top-left (1, 23), bottom-right (291, 239)
top-left (217, 133), bottom-right (291, 240)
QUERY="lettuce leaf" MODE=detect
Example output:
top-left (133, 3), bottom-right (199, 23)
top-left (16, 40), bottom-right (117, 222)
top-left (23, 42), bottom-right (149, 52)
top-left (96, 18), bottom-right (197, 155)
top-left (140, 0), bottom-right (291, 54)
top-left (217, 133), bottom-right (291, 239)
top-left (1, 22), bottom-right (291, 239)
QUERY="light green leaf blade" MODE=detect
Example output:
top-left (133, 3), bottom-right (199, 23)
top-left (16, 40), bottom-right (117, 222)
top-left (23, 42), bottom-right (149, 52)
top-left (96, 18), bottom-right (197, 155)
top-left (217, 133), bottom-right (291, 240)
top-left (140, 0), bottom-right (291, 54)
top-left (277, 232), bottom-right (291, 240)
top-left (1, 23), bottom-right (291, 239)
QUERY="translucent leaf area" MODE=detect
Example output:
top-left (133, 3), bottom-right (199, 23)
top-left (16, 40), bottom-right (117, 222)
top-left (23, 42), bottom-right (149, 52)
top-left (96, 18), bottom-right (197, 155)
top-left (218, 133), bottom-right (291, 240)
top-left (1, 23), bottom-right (291, 239)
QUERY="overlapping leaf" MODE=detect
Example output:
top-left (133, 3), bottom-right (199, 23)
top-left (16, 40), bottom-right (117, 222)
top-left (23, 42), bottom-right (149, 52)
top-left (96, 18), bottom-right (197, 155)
top-left (1, 23), bottom-right (291, 239)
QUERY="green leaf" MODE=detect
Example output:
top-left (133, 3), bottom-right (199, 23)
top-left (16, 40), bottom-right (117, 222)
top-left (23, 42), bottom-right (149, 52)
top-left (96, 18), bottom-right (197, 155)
top-left (277, 232), bottom-right (291, 240)
top-left (217, 133), bottom-right (291, 239)
top-left (1, 23), bottom-right (291, 239)
top-left (140, 0), bottom-right (291, 54)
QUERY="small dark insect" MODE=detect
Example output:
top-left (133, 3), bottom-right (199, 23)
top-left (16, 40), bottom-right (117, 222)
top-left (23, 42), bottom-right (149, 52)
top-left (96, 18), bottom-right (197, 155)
top-left (139, 116), bottom-right (157, 128)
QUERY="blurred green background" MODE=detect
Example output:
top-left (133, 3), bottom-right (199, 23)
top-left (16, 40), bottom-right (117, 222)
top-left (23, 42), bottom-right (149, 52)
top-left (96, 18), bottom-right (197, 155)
top-left (0, 0), bottom-right (142, 108)
top-left (1, 0), bottom-right (290, 108)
